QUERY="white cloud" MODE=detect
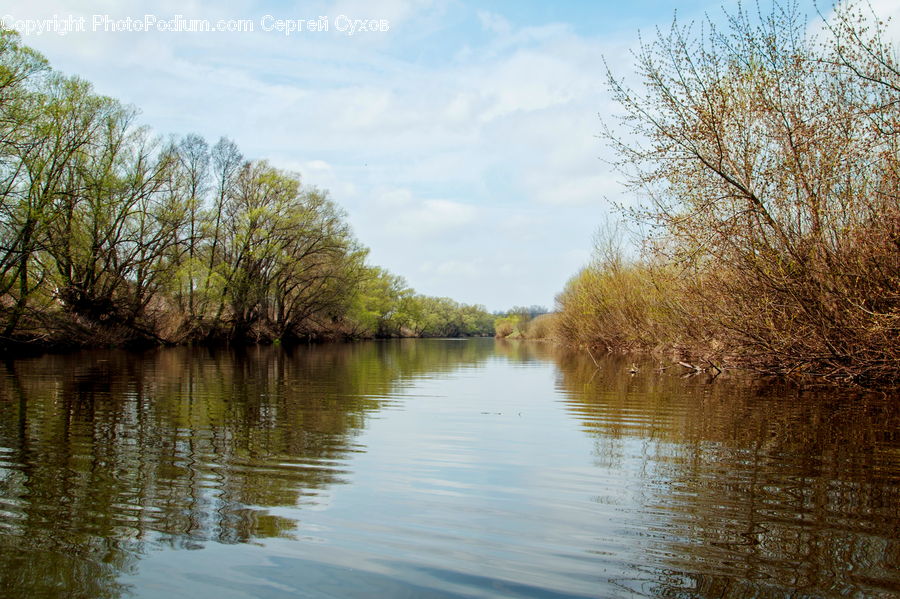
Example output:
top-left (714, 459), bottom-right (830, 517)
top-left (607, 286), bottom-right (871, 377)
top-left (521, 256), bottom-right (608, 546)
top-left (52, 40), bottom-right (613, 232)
top-left (421, 258), bottom-right (483, 278)
top-left (9, 0), bottom-right (649, 309)
top-left (477, 11), bottom-right (511, 36)
top-left (328, 0), bottom-right (438, 26)
top-left (388, 199), bottom-right (478, 237)
top-left (373, 188), bottom-right (414, 207)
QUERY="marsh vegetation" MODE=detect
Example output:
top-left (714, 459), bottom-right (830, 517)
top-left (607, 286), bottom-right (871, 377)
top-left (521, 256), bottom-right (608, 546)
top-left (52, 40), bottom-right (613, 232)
top-left (554, 1), bottom-right (900, 386)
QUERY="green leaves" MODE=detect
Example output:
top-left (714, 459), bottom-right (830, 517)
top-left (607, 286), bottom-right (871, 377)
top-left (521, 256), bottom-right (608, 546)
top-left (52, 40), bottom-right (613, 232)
top-left (0, 29), bottom-right (486, 347)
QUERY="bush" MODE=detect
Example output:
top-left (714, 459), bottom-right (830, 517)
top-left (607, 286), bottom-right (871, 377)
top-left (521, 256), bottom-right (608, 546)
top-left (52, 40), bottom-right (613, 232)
top-left (571, 0), bottom-right (900, 385)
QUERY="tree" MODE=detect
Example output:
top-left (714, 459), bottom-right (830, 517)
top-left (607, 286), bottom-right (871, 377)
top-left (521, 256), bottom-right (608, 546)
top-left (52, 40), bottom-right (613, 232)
top-left (43, 85), bottom-right (188, 333)
top-left (265, 186), bottom-right (362, 340)
top-left (174, 133), bottom-right (210, 319)
top-left (603, 1), bottom-right (900, 382)
top-left (0, 33), bottom-right (50, 334)
top-left (0, 27), bottom-right (489, 347)
top-left (208, 161), bottom-right (362, 342)
top-left (347, 266), bottom-right (413, 337)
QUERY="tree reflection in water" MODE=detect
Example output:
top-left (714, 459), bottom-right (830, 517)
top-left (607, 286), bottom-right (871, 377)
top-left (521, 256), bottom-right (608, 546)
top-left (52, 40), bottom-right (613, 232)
top-left (547, 347), bottom-right (900, 598)
top-left (0, 340), bottom-right (493, 597)
top-left (0, 340), bottom-right (897, 598)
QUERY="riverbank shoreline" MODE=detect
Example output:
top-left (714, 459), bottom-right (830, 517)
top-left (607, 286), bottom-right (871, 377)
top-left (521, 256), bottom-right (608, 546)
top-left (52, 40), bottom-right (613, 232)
top-left (495, 331), bottom-right (897, 392)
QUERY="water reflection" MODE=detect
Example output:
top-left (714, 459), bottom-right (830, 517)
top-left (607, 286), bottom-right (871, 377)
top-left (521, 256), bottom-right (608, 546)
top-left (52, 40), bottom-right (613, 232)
top-left (0, 340), bottom-right (493, 597)
top-left (0, 339), bottom-right (897, 598)
top-left (551, 349), bottom-right (900, 597)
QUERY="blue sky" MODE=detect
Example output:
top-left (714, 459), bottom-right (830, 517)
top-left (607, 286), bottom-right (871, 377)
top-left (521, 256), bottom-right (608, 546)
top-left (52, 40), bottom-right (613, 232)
top-left (1, 0), bottom-right (888, 311)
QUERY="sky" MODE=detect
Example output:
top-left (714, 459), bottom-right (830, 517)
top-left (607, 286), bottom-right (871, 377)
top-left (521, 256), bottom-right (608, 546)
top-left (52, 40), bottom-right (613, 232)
top-left (1, 0), bottom-right (896, 311)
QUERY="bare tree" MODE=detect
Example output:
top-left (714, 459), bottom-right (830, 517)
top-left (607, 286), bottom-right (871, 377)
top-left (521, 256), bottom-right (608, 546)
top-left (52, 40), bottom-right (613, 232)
top-left (602, 1), bottom-right (899, 382)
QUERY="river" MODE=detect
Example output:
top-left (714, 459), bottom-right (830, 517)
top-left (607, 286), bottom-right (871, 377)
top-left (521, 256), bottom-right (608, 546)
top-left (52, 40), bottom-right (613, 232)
top-left (0, 339), bottom-right (897, 598)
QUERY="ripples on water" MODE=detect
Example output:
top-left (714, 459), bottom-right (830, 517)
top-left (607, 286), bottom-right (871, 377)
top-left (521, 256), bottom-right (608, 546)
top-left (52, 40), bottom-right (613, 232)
top-left (0, 339), bottom-right (897, 598)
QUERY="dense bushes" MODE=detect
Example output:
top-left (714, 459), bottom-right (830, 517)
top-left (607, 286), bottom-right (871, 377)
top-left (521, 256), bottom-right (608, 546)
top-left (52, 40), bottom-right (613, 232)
top-left (555, 261), bottom-right (677, 351)
top-left (348, 267), bottom-right (494, 338)
top-left (556, 2), bottom-right (900, 385)
top-left (493, 306), bottom-right (555, 340)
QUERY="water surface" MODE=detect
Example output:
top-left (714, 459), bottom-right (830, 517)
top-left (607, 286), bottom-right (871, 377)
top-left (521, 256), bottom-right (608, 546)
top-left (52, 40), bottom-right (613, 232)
top-left (0, 339), bottom-right (897, 598)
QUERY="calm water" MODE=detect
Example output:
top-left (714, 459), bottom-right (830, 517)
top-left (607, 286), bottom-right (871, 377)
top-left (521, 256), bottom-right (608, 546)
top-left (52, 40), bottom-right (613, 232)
top-left (0, 339), bottom-right (898, 598)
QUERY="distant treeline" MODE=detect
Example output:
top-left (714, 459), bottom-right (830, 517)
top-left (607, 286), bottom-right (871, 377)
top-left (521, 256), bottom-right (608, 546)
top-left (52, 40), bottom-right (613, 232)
top-left (552, 1), bottom-right (900, 387)
top-left (492, 305), bottom-right (554, 340)
top-left (0, 29), bottom-right (492, 348)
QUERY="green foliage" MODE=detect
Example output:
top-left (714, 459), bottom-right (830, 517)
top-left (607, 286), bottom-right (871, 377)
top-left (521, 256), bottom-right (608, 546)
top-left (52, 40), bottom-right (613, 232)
top-left (521, 313), bottom-right (556, 340)
top-left (346, 272), bottom-right (493, 338)
top-left (493, 305), bottom-right (550, 339)
top-left (554, 250), bottom-right (683, 351)
top-left (0, 28), bottom-right (487, 347)
top-left (204, 162), bottom-right (362, 342)
top-left (493, 315), bottom-right (521, 338)
top-left (346, 266), bottom-right (414, 337)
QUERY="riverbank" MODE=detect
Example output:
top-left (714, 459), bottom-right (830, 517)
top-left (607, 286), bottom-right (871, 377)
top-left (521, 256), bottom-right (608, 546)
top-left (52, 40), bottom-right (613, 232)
top-left (0, 315), bottom-right (494, 356)
top-left (534, 2), bottom-right (900, 390)
top-left (0, 29), bottom-right (494, 352)
top-left (497, 294), bottom-right (899, 390)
